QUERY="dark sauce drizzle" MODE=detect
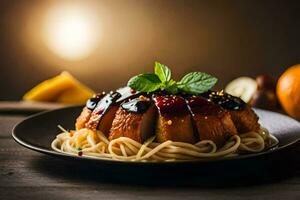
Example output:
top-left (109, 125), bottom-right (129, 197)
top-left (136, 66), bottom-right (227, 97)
top-left (93, 92), bottom-right (121, 115)
top-left (86, 92), bottom-right (106, 110)
top-left (86, 87), bottom-right (140, 112)
top-left (204, 91), bottom-right (246, 110)
top-left (86, 87), bottom-right (142, 129)
top-left (115, 87), bottom-right (140, 103)
top-left (86, 91), bottom-right (122, 130)
top-left (121, 97), bottom-right (151, 113)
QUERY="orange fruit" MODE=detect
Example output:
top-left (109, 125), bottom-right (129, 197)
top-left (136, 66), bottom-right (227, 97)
top-left (277, 64), bottom-right (300, 120)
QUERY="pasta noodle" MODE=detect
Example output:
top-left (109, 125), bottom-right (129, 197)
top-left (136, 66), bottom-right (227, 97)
top-left (51, 127), bottom-right (278, 162)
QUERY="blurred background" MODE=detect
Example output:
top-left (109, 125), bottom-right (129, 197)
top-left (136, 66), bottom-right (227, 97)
top-left (1, 0), bottom-right (300, 101)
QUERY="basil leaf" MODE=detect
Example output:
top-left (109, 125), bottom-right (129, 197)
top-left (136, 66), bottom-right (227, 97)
top-left (127, 73), bottom-right (162, 92)
top-left (178, 72), bottom-right (218, 94)
top-left (154, 62), bottom-right (171, 83)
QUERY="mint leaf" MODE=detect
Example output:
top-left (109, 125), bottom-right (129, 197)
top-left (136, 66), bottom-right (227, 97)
top-left (164, 79), bottom-right (178, 94)
top-left (128, 62), bottom-right (218, 95)
top-left (178, 72), bottom-right (217, 94)
top-left (154, 62), bottom-right (171, 83)
top-left (127, 73), bottom-right (161, 92)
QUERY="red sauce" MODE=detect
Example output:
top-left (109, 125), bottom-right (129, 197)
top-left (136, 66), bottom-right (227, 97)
top-left (130, 89), bottom-right (136, 94)
top-left (154, 95), bottom-right (188, 115)
top-left (186, 96), bottom-right (223, 115)
top-left (186, 96), bottom-right (210, 108)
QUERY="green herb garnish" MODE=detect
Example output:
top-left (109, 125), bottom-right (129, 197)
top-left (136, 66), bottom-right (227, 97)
top-left (127, 62), bottom-right (217, 95)
top-left (154, 62), bottom-right (171, 83)
top-left (127, 73), bottom-right (161, 92)
top-left (177, 72), bottom-right (218, 94)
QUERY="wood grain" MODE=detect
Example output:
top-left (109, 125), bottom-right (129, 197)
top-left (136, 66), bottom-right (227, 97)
top-left (1, 115), bottom-right (300, 200)
top-left (0, 102), bottom-right (65, 114)
top-left (0, 115), bottom-right (24, 138)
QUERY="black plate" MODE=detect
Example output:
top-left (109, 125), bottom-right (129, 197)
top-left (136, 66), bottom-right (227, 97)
top-left (12, 106), bottom-right (300, 179)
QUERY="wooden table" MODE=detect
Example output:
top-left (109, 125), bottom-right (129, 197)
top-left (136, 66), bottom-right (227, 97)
top-left (1, 112), bottom-right (300, 200)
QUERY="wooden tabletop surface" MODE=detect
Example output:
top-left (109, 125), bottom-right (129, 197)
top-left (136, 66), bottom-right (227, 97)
top-left (1, 112), bottom-right (300, 200)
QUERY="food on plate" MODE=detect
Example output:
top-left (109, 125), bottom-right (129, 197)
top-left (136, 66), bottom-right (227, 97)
top-left (23, 71), bottom-right (94, 104)
top-left (186, 94), bottom-right (237, 145)
top-left (277, 64), bottom-right (300, 120)
top-left (110, 99), bottom-right (156, 143)
top-left (154, 95), bottom-right (196, 143)
top-left (206, 91), bottom-right (260, 133)
top-left (52, 62), bottom-right (278, 161)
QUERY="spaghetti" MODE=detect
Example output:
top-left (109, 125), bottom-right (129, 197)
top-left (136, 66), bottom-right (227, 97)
top-left (51, 127), bottom-right (278, 162)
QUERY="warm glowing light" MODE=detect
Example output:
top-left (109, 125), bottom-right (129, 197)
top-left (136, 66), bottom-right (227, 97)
top-left (43, 4), bottom-right (100, 60)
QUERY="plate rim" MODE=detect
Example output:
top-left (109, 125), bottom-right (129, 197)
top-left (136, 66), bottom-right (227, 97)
top-left (12, 105), bottom-right (300, 165)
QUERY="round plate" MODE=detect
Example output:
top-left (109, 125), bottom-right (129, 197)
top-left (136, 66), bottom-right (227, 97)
top-left (12, 106), bottom-right (300, 176)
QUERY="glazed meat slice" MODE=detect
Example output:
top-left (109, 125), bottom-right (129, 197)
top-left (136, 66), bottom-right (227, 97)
top-left (86, 92), bottom-right (121, 137)
top-left (115, 86), bottom-right (140, 103)
top-left (154, 95), bottom-right (197, 144)
top-left (207, 92), bottom-right (260, 133)
top-left (75, 107), bottom-right (92, 130)
top-left (186, 96), bottom-right (237, 146)
top-left (76, 88), bottom-right (141, 135)
top-left (87, 105), bottom-right (119, 137)
top-left (228, 106), bottom-right (260, 133)
top-left (109, 98), bottom-right (156, 143)
top-left (95, 105), bottom-right (119, 136)
top-left (75, 93), bottom-right (105, 130)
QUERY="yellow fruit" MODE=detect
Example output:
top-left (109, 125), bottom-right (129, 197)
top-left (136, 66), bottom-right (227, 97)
top-left (277, 64), bottom-right (300, 120)
top-left (56, 83), bottom-right (94, 104)
top-left (23, 71), bottom-right (94, 104)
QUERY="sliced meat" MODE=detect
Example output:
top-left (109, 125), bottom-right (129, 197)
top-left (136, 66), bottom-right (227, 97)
top-left (75, 107), bottom-right (92, 130)
top-left (228, 106), bottom-right (260, 133)
top-left (156, 113), bottom-right (196, 143)
top-left (207, 91), bottom-right (260, 133)
top-left (75, 93), bottom-right (105, 130)
top-left (76, 88), bottom-right (141, 136)
top-left (115, 86), bottom-right (141, 103)
top-left (96, 105), bottom-right (119, 136)
top-left (87, 105), bottom-right (119, 137)
top-left (154, 95), bottom-right (197, 143)
top-left (86, 92), bottom-right (121, 136)
top-left (109, 101), bottom-right (156, 143)
top-left (186, 96), bottom-right (237, 146)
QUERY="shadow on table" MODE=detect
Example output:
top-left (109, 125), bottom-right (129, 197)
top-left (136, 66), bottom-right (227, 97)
top-left (29, 146), bottom-right (300, 188)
